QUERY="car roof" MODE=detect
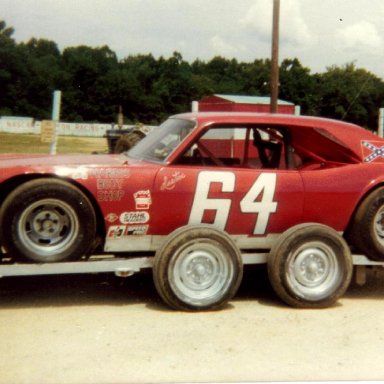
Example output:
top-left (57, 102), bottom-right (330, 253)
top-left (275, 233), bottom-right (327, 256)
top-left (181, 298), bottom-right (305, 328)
top-left (173, 111), bottom-right (360, 130)
top-left (172, 112), bottom-right (381, 162)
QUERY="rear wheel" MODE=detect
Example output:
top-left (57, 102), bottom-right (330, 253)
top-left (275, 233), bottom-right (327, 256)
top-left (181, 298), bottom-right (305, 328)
top-left (268, 223), bottom-right (353, 308)
top-left (0, 178), bottom-right (96, 262)
top-left (153, 226), bottom-right (243, 311)
top-left (349, 187), bottom-right (384, 260)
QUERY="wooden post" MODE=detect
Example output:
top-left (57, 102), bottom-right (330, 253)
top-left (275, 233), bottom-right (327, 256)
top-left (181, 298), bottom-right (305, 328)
top-left (378, 108), bottom-right (384, 138)
top-left (270, 0), bottom-right (280, 113)
top-left (49, 90), bottom-right (61, 155)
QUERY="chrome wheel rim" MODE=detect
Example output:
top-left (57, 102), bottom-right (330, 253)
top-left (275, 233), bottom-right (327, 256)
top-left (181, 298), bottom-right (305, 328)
top-left (286, 241), bottom-right (342, 301)
top-left (18, 198), bottom-right (79, 258)
top-left (374, 206), bottom-right (384, 246)
top-left (169, 239), bottom-right (234, 307)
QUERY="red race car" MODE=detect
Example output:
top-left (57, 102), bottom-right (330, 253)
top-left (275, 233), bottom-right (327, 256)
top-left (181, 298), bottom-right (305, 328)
top-left (0, 112), bottom-right (383, 310)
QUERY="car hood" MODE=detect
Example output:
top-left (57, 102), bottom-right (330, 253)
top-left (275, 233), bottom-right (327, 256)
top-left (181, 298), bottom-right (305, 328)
top-left (0, 153), bottom-right (130, 168)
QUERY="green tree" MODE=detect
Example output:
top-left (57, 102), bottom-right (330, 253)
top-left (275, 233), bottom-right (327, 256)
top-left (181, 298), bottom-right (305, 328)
top-left (152, 52), bottom-right (195, 118)
top-left (61, 45), bottom-right (118, 121)
top-left (317, 63), bottom-right (384, 128)
top-left (241, 58), bottom-right (270, 95)
top-left (279, 58), bottom-right (319, 115)
top-left (190, 59), bottom-right (215, 97)
top-left (2, 19), bottom-right (384, 128)
top-left (202, 56), bottom-right (245, 94)
top-left (118, 53), bottom-right (162, 123)
top-left (16, 38), bottom-right (64, 118)
top-left (0, 20), bottom-right (22, 115)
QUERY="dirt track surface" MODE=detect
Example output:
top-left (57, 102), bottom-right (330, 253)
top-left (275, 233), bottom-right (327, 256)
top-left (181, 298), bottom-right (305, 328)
top-left (1, 265), bottom-right (384, 383)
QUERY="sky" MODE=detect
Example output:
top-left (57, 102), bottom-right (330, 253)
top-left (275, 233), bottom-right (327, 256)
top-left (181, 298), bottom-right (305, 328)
top-left (2, 0), bottom-right (384, 79)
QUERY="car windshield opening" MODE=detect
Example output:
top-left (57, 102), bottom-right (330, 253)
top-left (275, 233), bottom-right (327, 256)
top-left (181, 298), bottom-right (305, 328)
top-left (127, 118), bottom-right (196, 163)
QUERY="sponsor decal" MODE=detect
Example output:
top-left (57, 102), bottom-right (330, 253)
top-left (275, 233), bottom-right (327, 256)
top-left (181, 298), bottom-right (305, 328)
top-left (160, 171), bottom-right (186, 191)
top-left (54, 166), bottom-right (88, 180)
top-left (89, 168), bottom-right (131, 178)
top-left (97, 179), bottom-right (124, 190)
top-left (126, 225), bottom-right (149, 236)
top-left (107, 225), bottom-right (126, 238)
top-left (134, 190), bottom-right (152, 210)
top-left (97, 190), bottom-right (125, 202)
top-left (95, 175), bottom-right (125, 202)
top-left (105, 213), bottom-right (119, 223)
top-left (120, 211), bottom-right (150, 224)
top-left (71, 167), bottom-right (88, 180)
top-left (361, 140), bottom-right (384, 163)
top-left (106, 224), bottom-right (149, 238)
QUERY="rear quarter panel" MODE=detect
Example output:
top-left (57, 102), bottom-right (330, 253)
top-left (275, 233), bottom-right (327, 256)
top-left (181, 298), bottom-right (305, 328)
top-left (300, 163), bottom-right (384, 230)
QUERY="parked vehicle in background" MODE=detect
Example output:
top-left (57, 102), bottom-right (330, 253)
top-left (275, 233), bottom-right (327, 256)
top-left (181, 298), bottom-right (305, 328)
top-left (106, 124), bottom-right (152, 153)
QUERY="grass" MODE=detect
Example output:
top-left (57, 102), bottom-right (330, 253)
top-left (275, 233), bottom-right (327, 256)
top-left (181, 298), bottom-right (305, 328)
top-left (0, 133), bottom-right (109, 154)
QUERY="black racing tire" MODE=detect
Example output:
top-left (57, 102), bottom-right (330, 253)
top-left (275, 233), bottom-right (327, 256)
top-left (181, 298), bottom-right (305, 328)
top-left (114, 131), bottom-right (145, 153)
top-left (349, 187), bottom-right (384, 261)
top-left (0, 178), bottom-right (96, 263)
top-left (153, 225), bottom-right (243, 311)
top-left (268, 223), bottom-right (353, 308)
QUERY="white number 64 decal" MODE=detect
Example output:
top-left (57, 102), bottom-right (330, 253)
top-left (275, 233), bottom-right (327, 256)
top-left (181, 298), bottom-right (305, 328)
top-left (189, 171), bottom-right (277, 235)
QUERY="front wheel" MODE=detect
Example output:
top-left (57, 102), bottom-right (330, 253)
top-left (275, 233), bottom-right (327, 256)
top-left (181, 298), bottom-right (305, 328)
top-left (153, 226), bottom-right (243, 311)
top-left (0, 178), bottom-right (96, 263)
top-left (268, 223), bottom-right (353, 308)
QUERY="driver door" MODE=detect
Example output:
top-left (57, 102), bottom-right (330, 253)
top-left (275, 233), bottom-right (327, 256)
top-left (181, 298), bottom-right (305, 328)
top-left (151, 125), bottom-right (304, 246)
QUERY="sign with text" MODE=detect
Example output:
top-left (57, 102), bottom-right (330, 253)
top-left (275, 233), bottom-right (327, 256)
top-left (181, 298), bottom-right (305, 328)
top-left (40, 120), bottom-right (56, 143)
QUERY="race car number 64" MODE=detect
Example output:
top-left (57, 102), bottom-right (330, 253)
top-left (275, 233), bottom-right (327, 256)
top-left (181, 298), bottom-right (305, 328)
top-left (189, 171), bottom-right (278, 234)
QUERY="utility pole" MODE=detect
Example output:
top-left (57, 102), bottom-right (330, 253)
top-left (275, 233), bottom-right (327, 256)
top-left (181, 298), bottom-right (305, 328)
top-left (270, 0), bottom-right (280, 113)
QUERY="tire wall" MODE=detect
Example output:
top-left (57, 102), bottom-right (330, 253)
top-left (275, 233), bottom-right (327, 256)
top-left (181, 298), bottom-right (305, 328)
top-left (0, 174), bottom-right (106, 247)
